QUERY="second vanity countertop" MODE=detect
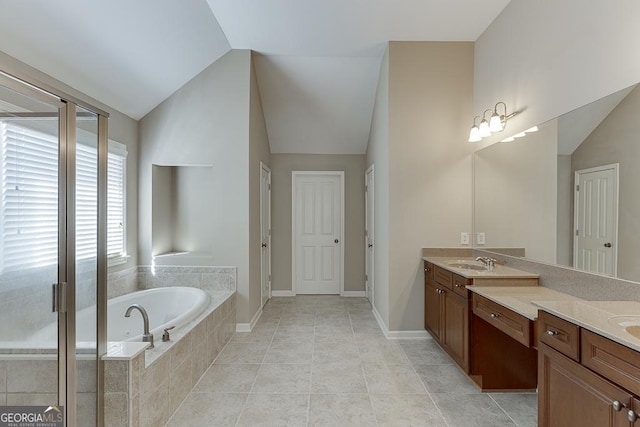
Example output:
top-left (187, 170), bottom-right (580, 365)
top-left (467, 286), bottom-right (582, 320)
top-left (423, 256), bottom-right (540, 279)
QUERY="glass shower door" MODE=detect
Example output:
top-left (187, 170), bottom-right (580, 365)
top-left (0, 76), bottom-right (65, 411)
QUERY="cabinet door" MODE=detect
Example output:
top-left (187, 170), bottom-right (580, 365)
top-left (443, 290), bottom-right (469, 370)
top-left (424, 282), bottom-right (441, 341)
top-left (539, 343), bottom-right (631, 427)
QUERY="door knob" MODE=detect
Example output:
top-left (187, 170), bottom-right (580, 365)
top-left (334, 239), bottom-right (339, 244)
top-left (368, 243), bottom-right (373, 248)
top-left (261, 242), bottom-right (268, 248)
top-left (604, 243), bottom-right (612, 248)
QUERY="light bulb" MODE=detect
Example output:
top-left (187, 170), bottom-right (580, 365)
top-left (513, 132), bottom-right (527, 138)
top-left (525, 126), bottom-right (539, 133)
top-left (501, 137), bottom-right (515, 142)
top-left (468, 126), bottom-right (481, 142)
top-left (489, 113), bottom-right (504, 132)
top-left (478, 120), bottom-right (491, 137)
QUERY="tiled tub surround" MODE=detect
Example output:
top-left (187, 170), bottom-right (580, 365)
top-left (104, 291), bottom-right (236, 427)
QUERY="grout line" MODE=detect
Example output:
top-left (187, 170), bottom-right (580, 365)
top-left (398, 342), bottom-right (450, 427)
top-left (488, 393), bottom-right (522, 427)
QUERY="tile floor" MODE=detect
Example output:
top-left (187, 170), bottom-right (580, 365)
top-left (166, 296), bottom-right (537, 426)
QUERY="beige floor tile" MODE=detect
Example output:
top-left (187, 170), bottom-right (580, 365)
top-left (308, 393), bottom-right (376, 426)
top-left (313, 341), bottom-right (360, 364)
top-left (310, 362), bottom-right (368, 393)
top-left (165, 392), bottom-right (247, 426)
top-left (431, 393), bottom-right (517, 427)
top-left (264, 340), bottom-right (314, 364)
top-left (252, 364), bottom-right (311, 394)
top-left (193, 363), bottom-right (260, 393)
top-left (358, 341), bottom-right (410, 365)
top-left (370, 393), bottom-right (448, 426)
top-left (214, 342), bottom-right (269, 364)
top-left (415, 363), bottom-right (480, 394)
top-left (236, 393), bottom-right (308, 426)
top-left (314, 325), bottom-right (355, 343)
top-left (273, 325), bottom-right (315, 343)
top-left (363, 363), bottom-right (427, 394)
top-left (490, 393), bottom-right (538, 427)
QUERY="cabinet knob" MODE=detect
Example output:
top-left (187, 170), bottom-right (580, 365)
top-left (455, 284), bottom-right (462, 288)
top-left (612, 400), bottom-right (626, 411)
top-left (546, 330), bottom-right (559, 336)
top-left (628, 410), bottom-right (638, 422)
top-left (490, 313), bottom-right (499, 318)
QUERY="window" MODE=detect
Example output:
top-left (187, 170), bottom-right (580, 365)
top-left (0, 121), bottom-right (127, 273)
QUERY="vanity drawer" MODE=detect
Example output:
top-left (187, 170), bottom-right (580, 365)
top-left (538, 311), bottom-right (580, 361)
top-left (473, 294), bottom-right (532, 347)
top-left (424, 261), bottom-right (435, 281)
top-left (581, 329), bottom-right (640, 397)
top-left (434, 266), bottom-right (453, 290)
top-left (452, 274), bottom-right (471, 299)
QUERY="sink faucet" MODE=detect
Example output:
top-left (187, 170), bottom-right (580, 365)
top-left (124, 304), bottom-right (154, 349)
top-left (475, 256), bottom-right (497, 271)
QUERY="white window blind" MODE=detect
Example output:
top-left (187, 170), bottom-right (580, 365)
top-left (0, 121), bottom-right (127, 273)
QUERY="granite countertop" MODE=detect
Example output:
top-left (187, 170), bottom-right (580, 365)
top-left (533, 300), bottom-right (640, 353)
top-left (423, 256), bottom-right (539, 279)
top-left (468, 286), bottom-right (582, 320)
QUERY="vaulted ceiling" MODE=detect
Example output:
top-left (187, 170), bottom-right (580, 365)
top-left (0, 0), bottom-right (511, 153)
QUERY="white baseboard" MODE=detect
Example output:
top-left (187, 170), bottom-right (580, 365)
top-left (236, 306), bottom-right (263, 332)
top-left (342, 291), bottom-right (366, 297)
top-left (271, 290), bottom-right (295, 297)
top-left (371, 305), bottom-right (430, 340)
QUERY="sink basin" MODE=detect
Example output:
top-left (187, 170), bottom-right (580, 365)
top-left (608, 315), bottom-right (640, 339)
top-left (446, 261), bottom-right (487, 271)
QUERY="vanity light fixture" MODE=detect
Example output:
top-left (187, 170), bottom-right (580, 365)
top-left (525, 126), bottom-right (539, 132)
top-left (501, 136), bottom-right (515, 142)
top-left (468, 116), bottom-right (482, 142)
top-left (468, 102), bottom-right (518, 142)
top-left (513, 131), bottom-right (527, 138)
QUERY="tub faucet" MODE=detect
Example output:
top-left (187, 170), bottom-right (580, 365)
top-left (124, 304), bottom-right (154, 349)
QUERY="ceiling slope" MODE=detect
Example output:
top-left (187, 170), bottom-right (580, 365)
top-left (0, 0), bottom-right (231, 119)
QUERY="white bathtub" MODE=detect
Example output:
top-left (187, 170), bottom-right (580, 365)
top-left (101, 287), bottom-right (210, 342)
top-left (8, 287), bottom-right (210, 350)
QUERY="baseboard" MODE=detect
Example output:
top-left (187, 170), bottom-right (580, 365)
top-left (371, 305), bottom-right (430, 340)
top-left (342, 291), bottom-right (366, 297)
top-left (236, 306), bottom-right (263, 332)
top-left (271, 290), bottom-right (295, 297)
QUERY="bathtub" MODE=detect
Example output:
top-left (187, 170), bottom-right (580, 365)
top-left (101, 287), bottom-right (210, 342)
top-left (7, 287), bottom-right (210, 350)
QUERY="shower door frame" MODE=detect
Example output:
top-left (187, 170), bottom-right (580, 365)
top-left (0, 68), bottom-right (110, 427)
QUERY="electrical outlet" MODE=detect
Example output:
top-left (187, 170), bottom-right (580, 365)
top-left (477, 232), bottom-right (486, 245)
top-left (460, 232), bottom-right (470, 245)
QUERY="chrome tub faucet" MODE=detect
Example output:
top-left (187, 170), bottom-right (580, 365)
top-left (124, 304), bottom-right (154, 349)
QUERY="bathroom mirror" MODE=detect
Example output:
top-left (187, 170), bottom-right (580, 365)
top-left (474, 83), bottom-right (640, 282)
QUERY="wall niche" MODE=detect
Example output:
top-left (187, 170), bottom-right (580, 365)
top-left (152, 164), bottom-right (214, 265)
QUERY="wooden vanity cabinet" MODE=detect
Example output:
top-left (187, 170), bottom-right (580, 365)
top-left (538, 311), bottom-right (640, 427)
top-left (423, 261), bottom-right (471, 372)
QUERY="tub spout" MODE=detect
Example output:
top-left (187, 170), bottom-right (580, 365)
top-left (124, 304), bottom-right (154, 349)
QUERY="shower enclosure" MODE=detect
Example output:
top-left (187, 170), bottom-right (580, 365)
top-left (0, 69), bottom-right (108, 426)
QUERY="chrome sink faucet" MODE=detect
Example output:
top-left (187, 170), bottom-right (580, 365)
top-left (475, 256), bottom-right (497, 271)
top-left (124, 304), bottom-right (154, 349)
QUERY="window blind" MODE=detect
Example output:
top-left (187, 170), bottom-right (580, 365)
top-left (0, 121), bottom-right (127, 273)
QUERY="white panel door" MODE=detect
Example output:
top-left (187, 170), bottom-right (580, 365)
top-left (294, 172), bottom-right (343, 294)
top-left (574, 164), bottom-right (618, 276)
top-left (260, 163), bottom-right (271, 307)
top-left (365, 166), bottom-right (374, 304)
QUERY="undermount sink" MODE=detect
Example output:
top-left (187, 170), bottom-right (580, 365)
top-left (608, 315), bottom-right (640, 339)
top-left (446, 261), bottom-right (487, 271)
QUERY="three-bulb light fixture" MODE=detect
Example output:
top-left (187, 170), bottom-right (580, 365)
top-left (468, 102), bottom-right (519, 142)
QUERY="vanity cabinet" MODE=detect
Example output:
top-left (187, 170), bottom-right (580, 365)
top-left (423, 261), bottom-right (471, 372)
top-left (538, 310), bottom-right (640, 427)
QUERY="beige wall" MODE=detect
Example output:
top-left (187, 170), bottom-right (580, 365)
top-left (248, 55), bottom-right (271, 317)
top-left (270, 154), bottom-right (366, 293)
top-left (474, 120), bottom-right (558, 264)
top-left (367, 42), bottom-right (474, 332)
top-left (474, 0), bottom-right (640, 148)
top-left (0, 50), bottom-right (139, 272)
top-left (139, 50), bottom-right (258, 323)
top-left (571, 85), bottom-right (640, 282)
top-left (387, 42), bottom-right (475, 331)
top-left (365, 48), bottom-right (390, 324)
